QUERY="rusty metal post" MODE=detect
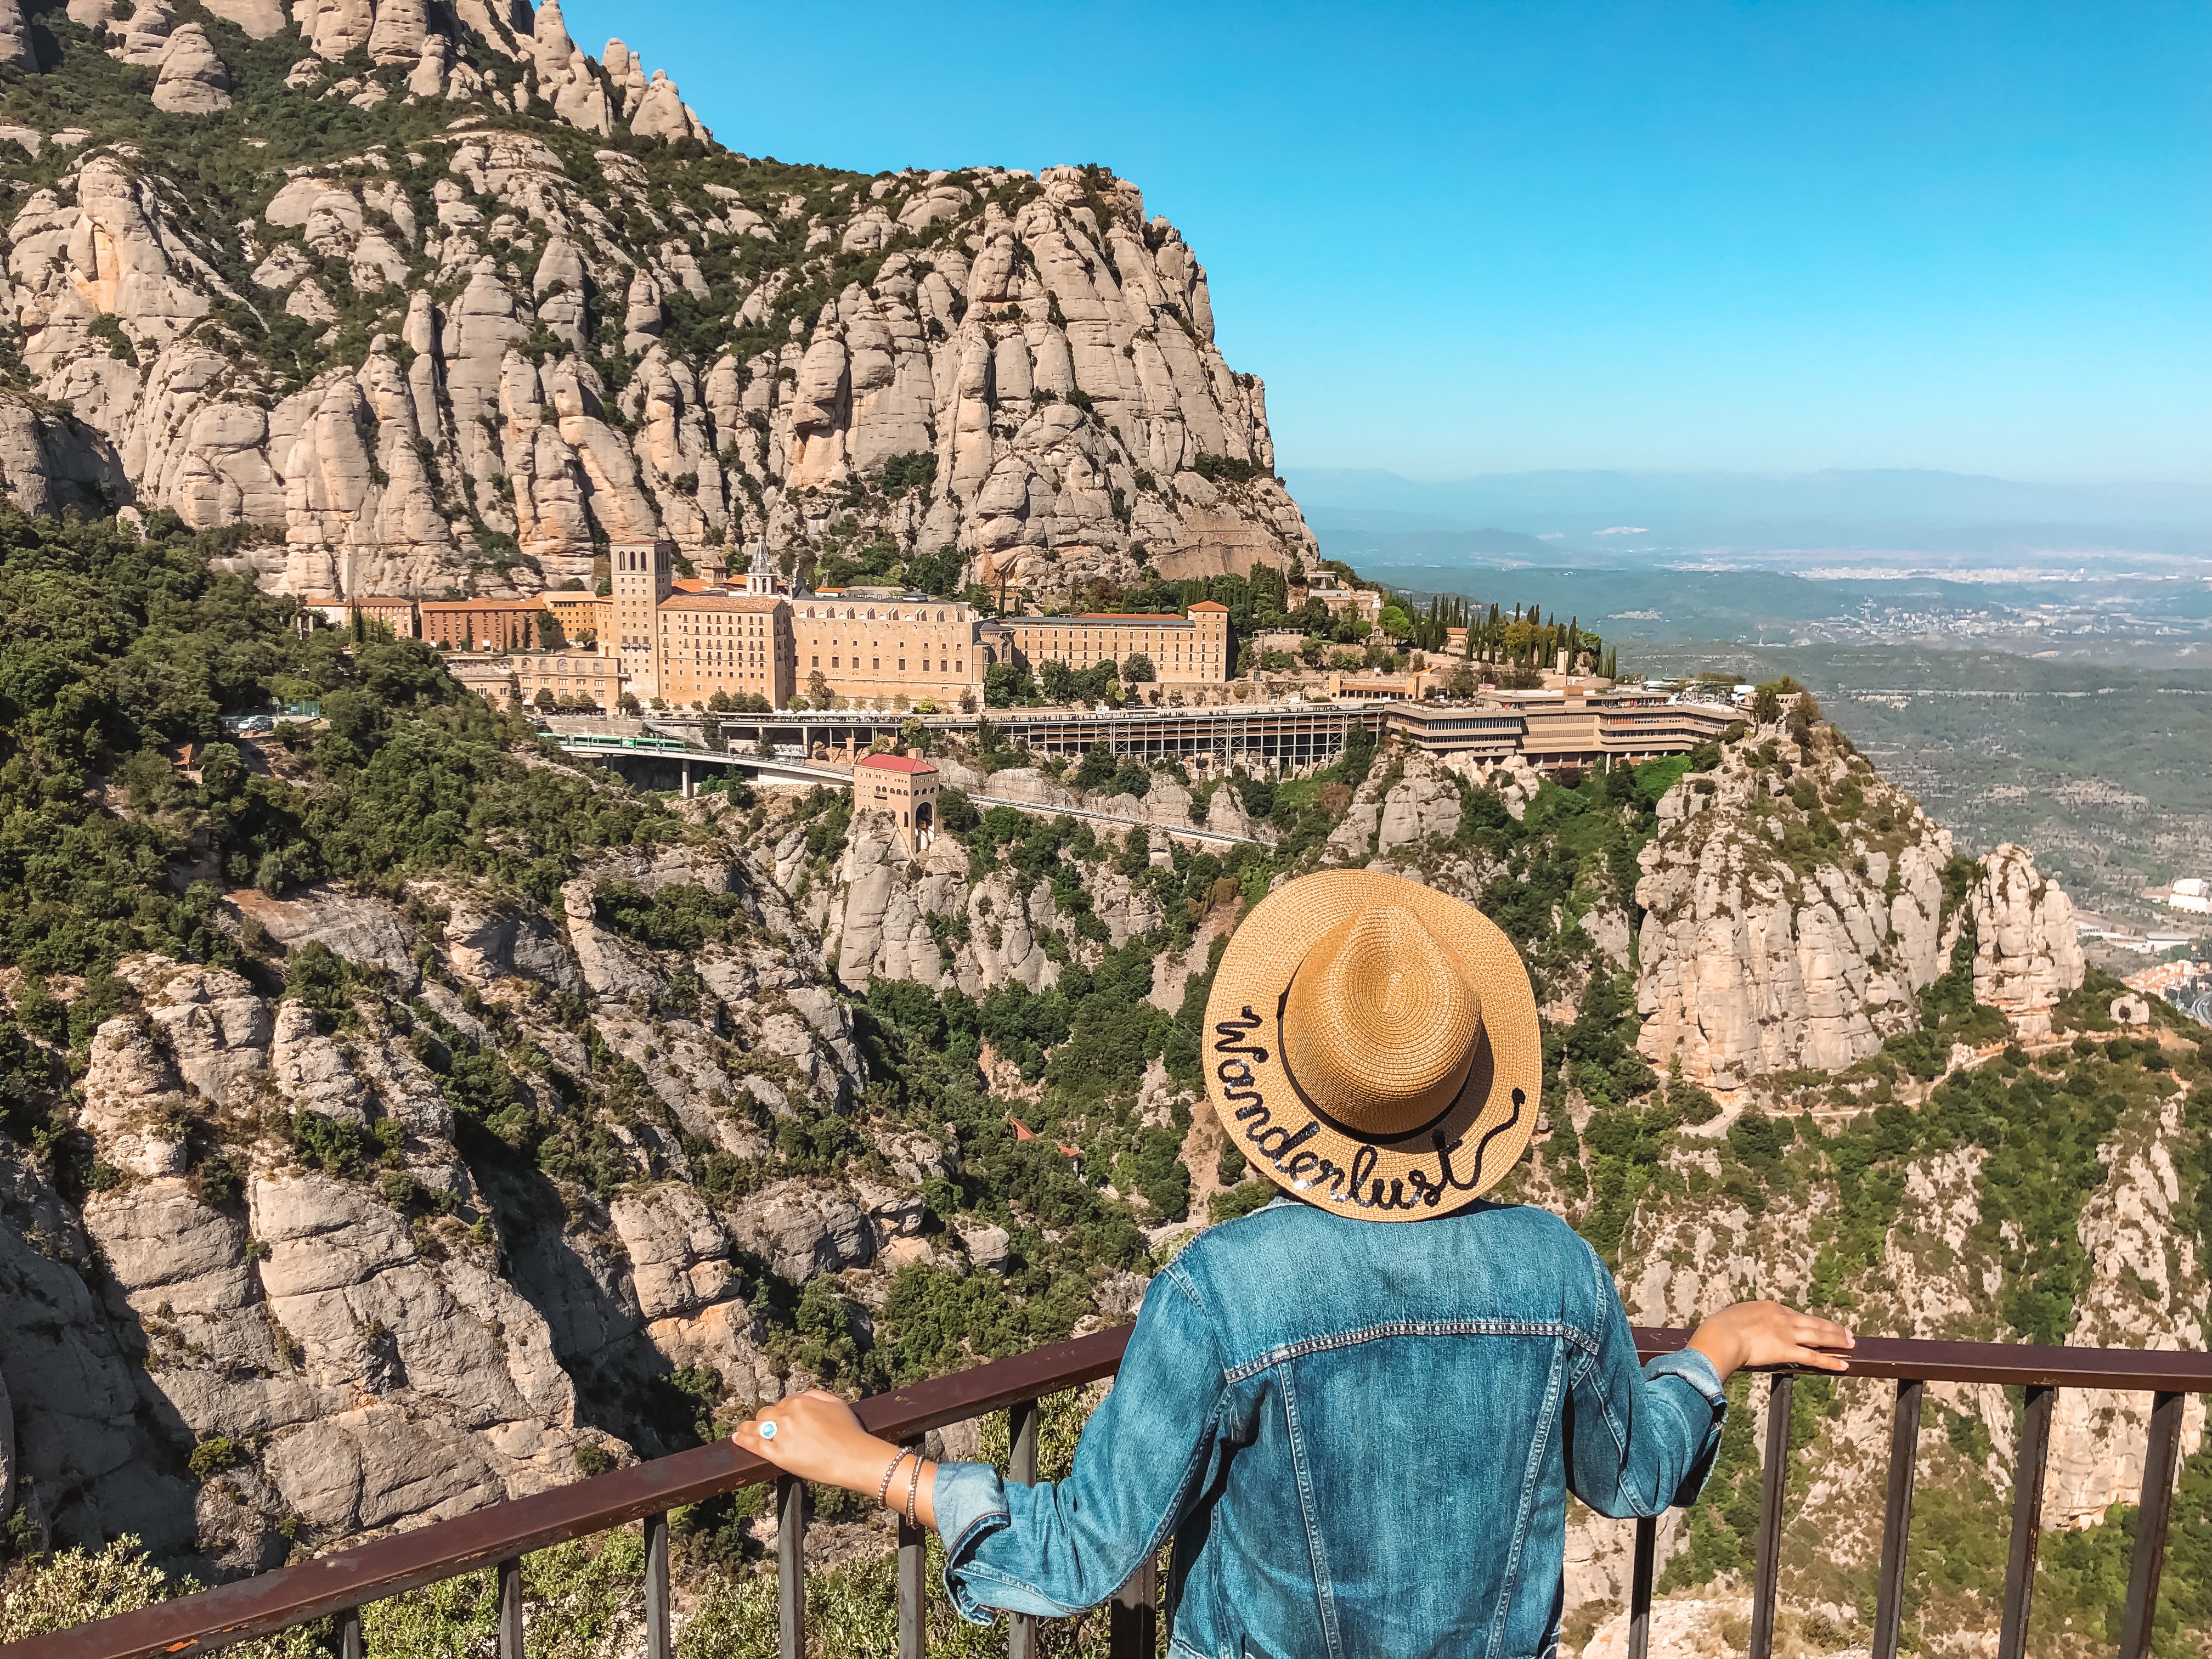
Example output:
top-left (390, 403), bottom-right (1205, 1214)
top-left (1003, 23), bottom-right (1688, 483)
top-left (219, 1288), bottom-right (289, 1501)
top-left (642, 1510), bottom-right (670, 1659)
top-left (2118, 1391), bottom-right (2185, 1659)
top-left (1625, 1516), bottom-right (1657, 1659)
top-left (1996, 1385), bottom-right (2056, 1659)
top-left (1747, 1373), bottom-right (1793, 1659)
top-left (1872, 1378), bottom-right (1924, 1659)
top-left (1008, 1398), bottom-right (1041, 1659)
top-left (777, 1476), bottom-right (806, 1659)
top-left (897, 1440), bottom-right (927, 1659)
top-left (495, 1558), bottom-right (522, 1659)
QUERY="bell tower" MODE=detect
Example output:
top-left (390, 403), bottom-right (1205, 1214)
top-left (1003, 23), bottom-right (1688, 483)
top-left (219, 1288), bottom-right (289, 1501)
top-left (611, 537), bottom-right (673, 702)
top-left (745, 538), bottom-right (779, 597)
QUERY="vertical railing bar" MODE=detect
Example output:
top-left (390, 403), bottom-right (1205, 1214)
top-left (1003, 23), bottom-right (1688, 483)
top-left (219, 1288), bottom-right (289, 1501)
top-left (1746, 1372), bottom-right (1793, 1659)
top-left (642, 1510), bottom-right (671, 1659)
top-left (1007, 1397), bottom-right (1041, 1659)
top-left (1996, 1383), bottom-right (2056, 1659)
top-left (1163, 1534), bottom-right (1182, 1647)
top-left (2117, 1390), bottom-right (2185, 1659)
top-left (337, 1606), bottom-right (363, 1659)
top-left (1872, 1377), bottom-right (1925, 1659)
top-left (1108, 1553), bottom-right (1158, 1659)
top-left (777, 1475), bottom-right (806, 1659)
top-left (1625, 1515), bottom-right (1657, 1659)
top-left (495, 1556), bottom-right (523, 1659)
top-left (897, 1437), bottom-right (927, 1659)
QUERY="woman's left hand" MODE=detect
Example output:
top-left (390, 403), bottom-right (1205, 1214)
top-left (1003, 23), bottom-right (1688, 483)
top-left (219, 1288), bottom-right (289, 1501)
top-left (735, 1390), bottom-right (893, 1489)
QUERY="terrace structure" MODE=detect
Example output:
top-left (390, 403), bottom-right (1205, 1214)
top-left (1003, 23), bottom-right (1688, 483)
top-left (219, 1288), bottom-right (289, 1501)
top-left (1460, 686), bottom-right (1740, 770)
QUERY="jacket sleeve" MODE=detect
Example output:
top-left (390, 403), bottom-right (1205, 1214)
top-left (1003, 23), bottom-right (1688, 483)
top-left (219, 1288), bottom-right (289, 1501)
top-left (1561, 1244), bottom-right (1729, 1517)
top-left (930, 1259), bottom-right (1225, 1623)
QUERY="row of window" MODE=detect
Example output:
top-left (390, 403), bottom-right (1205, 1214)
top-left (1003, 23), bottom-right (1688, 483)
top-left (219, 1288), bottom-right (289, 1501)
top-left (810, 656), bottom-right (965, 674)
top-left (799, 606), bottom-right (962, 623)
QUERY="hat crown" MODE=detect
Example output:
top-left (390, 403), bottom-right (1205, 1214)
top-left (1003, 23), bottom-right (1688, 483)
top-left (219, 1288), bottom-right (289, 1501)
top-left (1282, 902), bottom-right (1482, 1137)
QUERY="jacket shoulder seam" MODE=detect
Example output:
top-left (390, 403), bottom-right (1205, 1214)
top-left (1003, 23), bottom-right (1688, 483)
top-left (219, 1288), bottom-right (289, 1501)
top-left (1158, 1256), bottom-right (1207, 1310)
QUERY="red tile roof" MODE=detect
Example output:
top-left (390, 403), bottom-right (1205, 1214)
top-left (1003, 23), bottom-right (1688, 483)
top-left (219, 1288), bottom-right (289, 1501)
top-left (856, 753), bottom-right (938, 775)
top-left (1188, 601), bottom-right (1230, 612)
top-left (661, 593), bottom-right (787, 612)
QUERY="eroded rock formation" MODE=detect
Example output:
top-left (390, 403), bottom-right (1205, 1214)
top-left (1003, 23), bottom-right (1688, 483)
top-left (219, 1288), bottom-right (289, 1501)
top-left (0, 815), bottom-right (960, 1574)
top-left (1631, 729), bottom-right (2083, 1090)
top-left (0, 3), bottom-right (1314, 602)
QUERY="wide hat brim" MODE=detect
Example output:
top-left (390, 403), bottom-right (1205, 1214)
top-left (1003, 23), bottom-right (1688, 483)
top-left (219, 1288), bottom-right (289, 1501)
top-left (1204, 870), bottom-right (1542, 1221)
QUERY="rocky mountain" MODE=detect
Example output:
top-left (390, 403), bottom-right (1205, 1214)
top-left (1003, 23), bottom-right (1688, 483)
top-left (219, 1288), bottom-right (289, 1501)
top-left (0, 0), bottom-right (1314, 602)
top-left (1634, 729), bottom-right (2084, 1087)
top-left (4, 810), bottom-right (887, 1577)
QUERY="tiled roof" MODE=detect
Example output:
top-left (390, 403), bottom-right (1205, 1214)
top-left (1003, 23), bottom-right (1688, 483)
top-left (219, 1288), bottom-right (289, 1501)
top-left (855, 753), bottom-right (938, 775)
top-left (661, 593), bottom-right (787, 612)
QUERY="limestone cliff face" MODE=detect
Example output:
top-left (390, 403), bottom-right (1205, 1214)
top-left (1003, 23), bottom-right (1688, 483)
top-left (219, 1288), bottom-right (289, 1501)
top-left (0, 394), bottom-right (129, 514)
top-left (812, 756), bottom-right (1207, 1000)
top-left (1632, 727), bottom-right (2083, 1090)
top-left (0, 3), bottom-right (1314, 600)
top-left (0, 808), bottom-right (952, 1576)
top-left (1967, 839), bottom-right (2083, 1039)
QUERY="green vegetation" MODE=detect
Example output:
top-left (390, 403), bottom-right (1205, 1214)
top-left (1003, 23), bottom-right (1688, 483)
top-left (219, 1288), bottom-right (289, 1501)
top-left (1621, 1032), bottom-right (2212, 1652)
top-left (0, 507), bottom-right (684, 975)
top-left (591, 878), bottom-right (753, 951)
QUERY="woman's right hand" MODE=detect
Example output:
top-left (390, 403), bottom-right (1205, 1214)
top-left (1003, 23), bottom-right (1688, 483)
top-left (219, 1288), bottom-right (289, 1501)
top-left (1687, 1301), bottom-right (1854, 1381)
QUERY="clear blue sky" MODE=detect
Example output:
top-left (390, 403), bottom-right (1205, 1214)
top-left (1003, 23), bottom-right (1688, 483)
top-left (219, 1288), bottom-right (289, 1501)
top-left (566, 1), bottom-right (2210, 485)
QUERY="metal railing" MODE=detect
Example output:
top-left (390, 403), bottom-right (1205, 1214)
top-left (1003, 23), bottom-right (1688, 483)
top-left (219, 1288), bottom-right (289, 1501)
top-left (5, 1328), bottom-right (2208, 1659)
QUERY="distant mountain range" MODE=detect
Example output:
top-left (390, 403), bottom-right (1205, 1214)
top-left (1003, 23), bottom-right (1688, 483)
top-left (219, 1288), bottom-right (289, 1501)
top-left (1289, 467), bottom-right (2212, 570)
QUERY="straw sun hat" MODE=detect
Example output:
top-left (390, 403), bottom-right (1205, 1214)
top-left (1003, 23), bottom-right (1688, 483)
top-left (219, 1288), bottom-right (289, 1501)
top-left (1204, 870), bottom-right (1541, 1221)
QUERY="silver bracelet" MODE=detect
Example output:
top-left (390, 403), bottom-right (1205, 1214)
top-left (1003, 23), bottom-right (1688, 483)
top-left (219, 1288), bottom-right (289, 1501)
top-left (904, 1455), bottom-right (925, 1527)
top-left (875, 1448), bottom-right (910, 1509)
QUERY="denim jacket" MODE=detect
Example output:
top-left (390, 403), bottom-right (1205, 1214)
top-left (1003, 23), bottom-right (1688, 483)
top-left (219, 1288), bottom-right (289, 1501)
top-left (931, 1198), bottom-right (1727, 1659)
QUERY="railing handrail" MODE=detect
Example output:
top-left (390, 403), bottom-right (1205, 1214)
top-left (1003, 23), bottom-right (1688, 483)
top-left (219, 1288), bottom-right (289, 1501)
top-left (6, 1324), bottom-right (2207, 1659)
top-left (1631, 1327), bottom-right (2212, 1392)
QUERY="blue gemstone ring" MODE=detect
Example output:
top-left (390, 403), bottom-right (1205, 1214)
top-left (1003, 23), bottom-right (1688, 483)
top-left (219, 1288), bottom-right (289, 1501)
top-left (759, 1421), bottom-right (777, 1440)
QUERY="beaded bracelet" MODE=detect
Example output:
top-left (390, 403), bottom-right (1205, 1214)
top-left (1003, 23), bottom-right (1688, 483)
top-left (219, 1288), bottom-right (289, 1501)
top-left (903, 1454), bottom-right (925, 1527)
top-left (875, 1448), bottom-right (911, 1509)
